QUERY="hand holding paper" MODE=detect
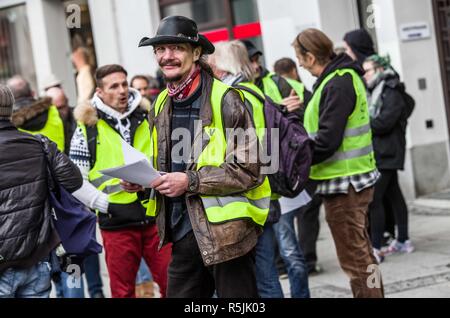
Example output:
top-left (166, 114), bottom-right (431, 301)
top-left (100, 139), bottom-right (162, 188)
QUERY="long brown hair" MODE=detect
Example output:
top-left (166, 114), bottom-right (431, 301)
top-left (293, 28), bottom-right (334, 65)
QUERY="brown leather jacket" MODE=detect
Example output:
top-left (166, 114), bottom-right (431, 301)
top-left (148, 71), bottom-right (264, 266)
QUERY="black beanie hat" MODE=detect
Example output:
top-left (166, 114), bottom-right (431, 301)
top-left (343, 29), bottom-right (376, 65)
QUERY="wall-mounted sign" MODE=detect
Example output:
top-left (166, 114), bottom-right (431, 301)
top-left (400, 22), bottom-right (431, 42)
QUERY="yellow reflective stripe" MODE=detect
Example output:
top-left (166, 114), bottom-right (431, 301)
top-left (201, 196), bottom-right (271, 211)
top-left (204, 202), bottom-right (269, 226)
top-left (323, 145), bottom-right (374, 164)
top-left (102, 184), bottom-right (123, 194)
top-left (91, 175), bottom-right (114, 188)
top-left (309, 123), bottom-right (371, 139)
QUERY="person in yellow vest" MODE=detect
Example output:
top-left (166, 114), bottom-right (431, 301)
top-left (274, 57), bottom-right (324, 275)
top-left (208, 40), bottom-right (311, 298)
top-left (69, 64), bottom-right (172, 298)
top-left (123, 16), bottom-right (270, 298)
top-left (242, 40), bottom-right (304, 114)
top-left (293, 28), bottom-right (384, 298)
top-left (208, 40), bottom-right (282, 297)
top-left (7, 75), bottom-right (65, 152)
top-left (273, 57), bottom-right (312, 119)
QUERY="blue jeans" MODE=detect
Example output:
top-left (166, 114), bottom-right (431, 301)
top-left (136, 259), bottom-right (153, 285)
top-left (0, 262), bottom-right (52, 298)
top-left (273, 210), bottom-right (310, 298)
top-left (255, 224), bottom-right (284, 298)
top-left (83, 254), bottom-right (103, 297)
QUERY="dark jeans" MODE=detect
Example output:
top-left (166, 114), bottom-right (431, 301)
top-left (83, 254), bottom-right (104, 297)
top-left (296, 194), bottom-right (322, 270)
top-left (167, 232), bottom-right (259, 298)
top-left (369, 170), bottom-right (409, 249)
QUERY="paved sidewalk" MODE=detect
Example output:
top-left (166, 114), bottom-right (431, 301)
top-left (280, 193), bottom-right (450, 298)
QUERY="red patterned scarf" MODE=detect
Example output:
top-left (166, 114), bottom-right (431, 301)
top-left (167, 65), bottom-right (201, 101)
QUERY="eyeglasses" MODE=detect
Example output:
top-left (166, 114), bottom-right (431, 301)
top-left (296, 36), bottom-right (309, 54)
top-left (153, 45), bottom-right (186, 56)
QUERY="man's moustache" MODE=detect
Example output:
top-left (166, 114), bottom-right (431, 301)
top-left (160, 61), bottom-right (181, 67)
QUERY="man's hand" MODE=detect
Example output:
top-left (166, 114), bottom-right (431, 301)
top-left (150, 173), bottom-right (188, 198)
top-left (120, 181), bottom-right (144, 193)
top-left (281, 89), bottom-right (303, 113)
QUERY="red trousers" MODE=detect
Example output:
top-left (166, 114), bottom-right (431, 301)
top-left (101, 224), bottom-right (172, 298)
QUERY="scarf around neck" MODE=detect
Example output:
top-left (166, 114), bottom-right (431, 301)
top-left (91, 87), bottom-right (142, 144)
top-left (367, 68), bottom-right (396, 119)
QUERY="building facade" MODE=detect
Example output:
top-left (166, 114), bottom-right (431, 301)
top-left (1, 0), bottom-right (449, 199)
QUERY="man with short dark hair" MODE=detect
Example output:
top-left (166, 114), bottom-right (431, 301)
top-left (69, 64), bottom-right (172, 298)
top-left (243, 40), bottom-right (304, 113)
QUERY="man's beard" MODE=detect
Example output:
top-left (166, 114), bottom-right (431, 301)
top-left (163, 74), bottom-right (183, 83)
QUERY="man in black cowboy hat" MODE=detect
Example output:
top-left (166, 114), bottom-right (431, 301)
top-left (123, 16), bottom-right (268, 298)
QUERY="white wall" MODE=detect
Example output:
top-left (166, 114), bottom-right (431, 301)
top-left (88, 0), bottom-right (160, 79)
top-left (317, 0), bottom-right (360, 46)
top-left (257, 0), bottom-right (360, 90)
top-left (27, 0), bottom-right (77, 104)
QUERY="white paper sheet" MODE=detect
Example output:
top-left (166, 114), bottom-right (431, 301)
top-left (99, 139), bottom-right (162, 187)
top-left (279, 190), bottom-right (312, 215)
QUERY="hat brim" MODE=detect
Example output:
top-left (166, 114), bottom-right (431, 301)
top-left (247, 48), bottom-right (263, 59)
top-left (138, 34), bottom-right (215, 55)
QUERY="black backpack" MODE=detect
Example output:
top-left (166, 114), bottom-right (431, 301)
top-left (399, 83), bottom-right (416, 119)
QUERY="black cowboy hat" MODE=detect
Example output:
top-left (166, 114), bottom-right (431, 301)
top-left (138, 16), bottom-right (215, 55)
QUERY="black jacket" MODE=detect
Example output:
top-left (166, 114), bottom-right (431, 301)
top-left (309, 53), bottom-right (365, 165)
top-left (369, 74), bottom-right (408, 170)
top-left (0, 121), bottom-right (82, 273)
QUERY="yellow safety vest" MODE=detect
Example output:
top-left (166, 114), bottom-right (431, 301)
top-left (79, 119), bottom-right (152, 208)
top-left (262, 73), bottom-right (305, 103)
top-left (20, 105), bottom-right (65, 152)
top-left (304, 68), bottom-right (376, 180)
top-left (148, 79), bottom-right (271, 226)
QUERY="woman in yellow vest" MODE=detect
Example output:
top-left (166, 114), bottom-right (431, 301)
top-left (293, 28), bottom-right (384, 298)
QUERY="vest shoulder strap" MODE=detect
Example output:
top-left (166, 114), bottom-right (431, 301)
top-left (86, 124), bottom-right (98, 168)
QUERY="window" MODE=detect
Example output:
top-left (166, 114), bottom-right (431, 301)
top-left (0, 4), bottom-right (37, 89)
top-left (159, 0), bottom-right (263, 54)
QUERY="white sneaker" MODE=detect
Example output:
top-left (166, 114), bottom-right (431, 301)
top-left (383, 240), bottom-right (415, 256)
top-left (373, 248), bottom-right (385, 264)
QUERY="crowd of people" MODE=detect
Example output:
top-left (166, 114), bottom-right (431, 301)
top-left (0, 15), bottom-right (415, 299)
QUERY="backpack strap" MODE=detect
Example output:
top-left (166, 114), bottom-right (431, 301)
top-left (85, 125), bottom-right (98, 169)
top-left (237, 84), bottom-right (289, 115)
top-left (236, 85), bottom-right (266, 104)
